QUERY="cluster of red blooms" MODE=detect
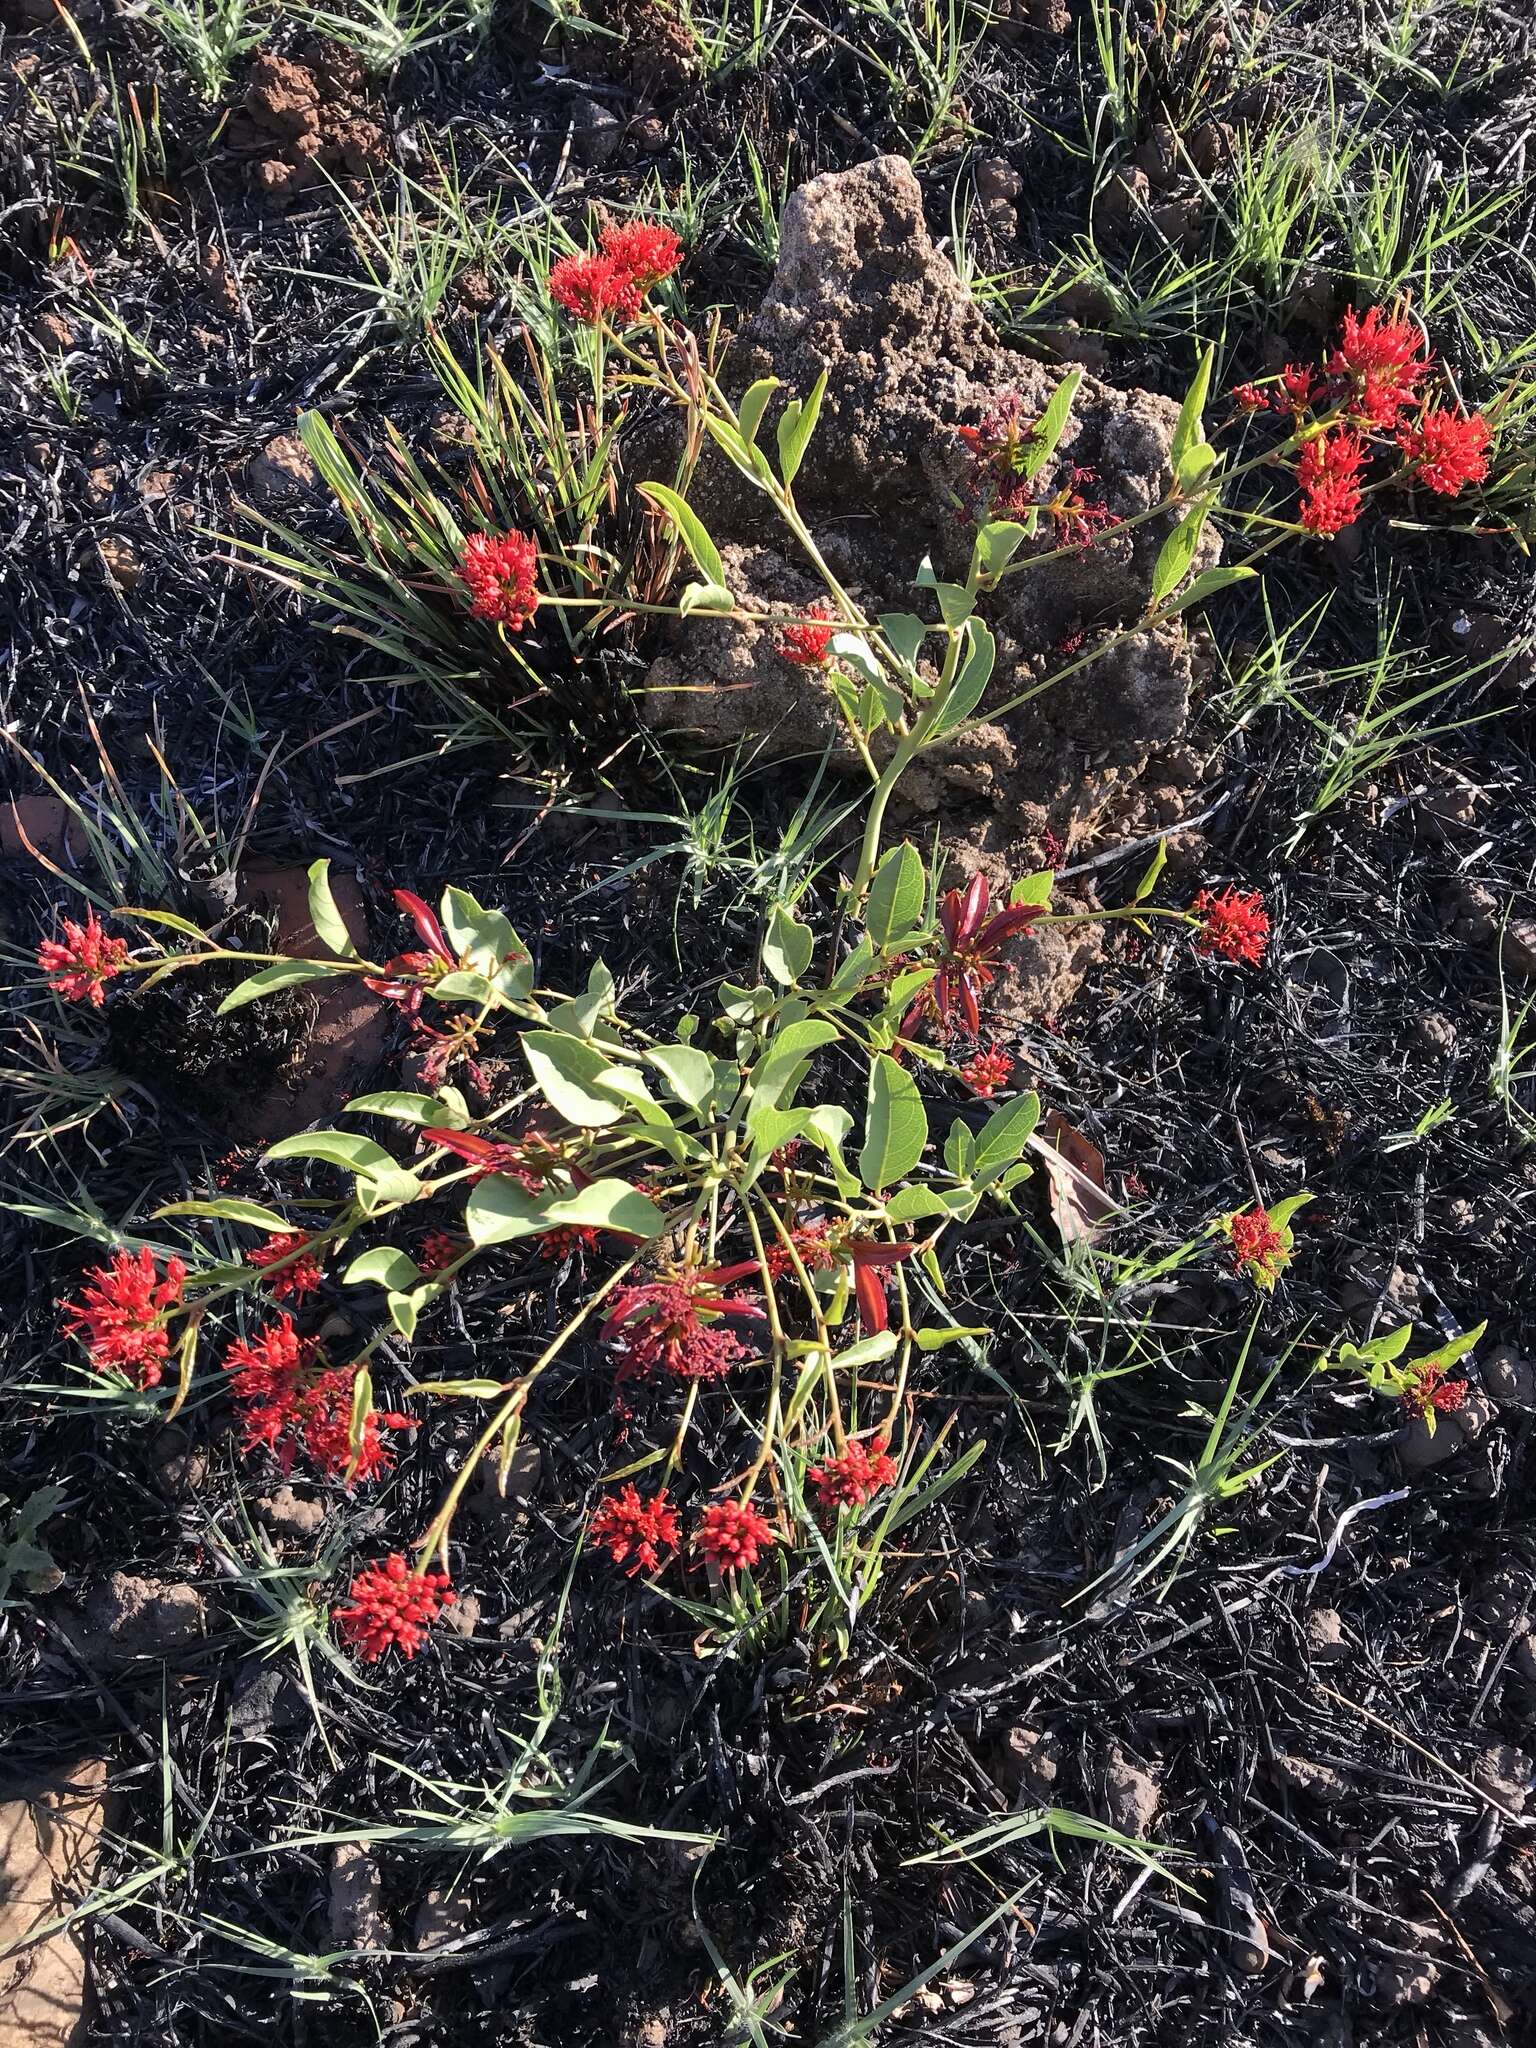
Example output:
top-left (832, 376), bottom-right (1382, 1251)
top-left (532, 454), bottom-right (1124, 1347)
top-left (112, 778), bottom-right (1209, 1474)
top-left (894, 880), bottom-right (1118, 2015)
top-left (955, 393), bottom-right (1112, 544)
top-left (539, 1223), bottom-right (600, 1261)
top-left (248, 1231), bottom-right (324, 1302)
top-left (224, 1315), bottom-right (411, 1483)
top-left (1400, 1357), bottom-right (1470, 1423)
top-left (1193, 885), bottom-right (1270, 966)
top-left (548, 219), bottom-right (683, 327)
top-left (62, 1247), bottom-right (187, 1388)
top-left (459, 528), bottom-right (540, 631)
top-left (420, 1122), bottom-right (575, 1194)
top-left (899, 872), bottom-right (1045, 1040)
top-left (1230, 306), bottom-right (1493, 536)
top-left (364, 889), bottom-right (459, 1016)
top-left (1227, 1206), bottom-right (1289, 1286)
top-left (333, 1554), bottom-right (453, 1663)
top-left (418, 1229), bottom-right (461, 1274)
top-left (959, 1044), bottom-right (1014, 1097)
top-left (587, 1486), bottom-right (777, 1577)
top-left (759, 1223), bottom-right (913, 1335)
top-left (601, 1262), bottom-right (766, 1382)
top-left (808, 1436), bottom-right (897, 1509)
top-left (37, 909), bottom-right (129, 1008)
top-left (778, 602), bottom-right (836, 669)
top-left (762, 1217), bottom-right (841, 1278)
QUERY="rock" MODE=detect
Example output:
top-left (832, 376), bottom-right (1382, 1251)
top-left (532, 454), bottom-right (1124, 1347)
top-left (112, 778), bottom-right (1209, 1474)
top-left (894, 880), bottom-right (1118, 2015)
top-left (255, 1486), bottom-right (328, 1545)
top-left (1103, 1746), bottom-right (1160, 1837)
top-left (229, 1660), bottom-right (309, 1737)
top-left (0, 1762), bottom-right (107, 2048)
top-left (569, 92), bottom-right (621, 166)
top-left (1369, 1954), bottom-right (1438, 2007)
top-left (1472, 1566), bottom-right (1534, 1636)
top-left (1501, 917), bottom-right (1536, 978)
top-left (1398, 1412), bottom-right (1467, 1469)
top-left (413, 1884), bottom-right (470, 1953)
top-left (620, 2022), bottom-right (670, 2048)
top-left (98, 534), bottom-right (144, 592)
top-left (1472, 1743), bottom-right (1531, 1812)
top-left (992, 0), bottom-right (1071, 30)
top-left (1415, 1009), bottom-right (1456, 1054)
top-left (1305, 1608), bottom-right (1350, 1664)
top-left (991, 1725), bottom-right (1063, 1803)
top-left (1483, 1345), bottom-right (1536, 1408)
top-left (1447, 879), bottom-right (1497, 945)
top-left (1269, 1753), bottom-right (1343, 1799)
top-left (975, 155), bottom-right (1021, 235)
top-left (329, 1843), bottom-right (387, 1948)
top-left (76, 1572), bottom-right (207, 1662)
top-left (468, 1440), bottom-right (542, 1520)
top-left (642, 158), bottom-right (1220, 1019)
top-left (33, 309), bottom-right (72, 351)
top-left (442, 1593), bottom-right (482, 1637)
top-left (246, 432), bottom-right (317, 507)
top-left (150, 1427), bottom-right (209, 1499)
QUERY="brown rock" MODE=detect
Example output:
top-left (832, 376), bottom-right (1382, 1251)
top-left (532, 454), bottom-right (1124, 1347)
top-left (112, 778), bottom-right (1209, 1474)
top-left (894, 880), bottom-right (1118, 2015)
top-left (441, 1593), bottom-right (482, 1637)
top-left (1305, 1608), bottom-right (1350, 1664)
top-left (329, 1843), bottom-right (386, 1948)
top-left (33, 309), bottom-right (72, 351)
top-left (1415, 1009), bottom-right (1456, 1053)
top-left (1269, 1753), bottom-right (1343, 1798)
top-left (991, 1725), bottom-right (1063, 1803)
top-left (246, 432), bottom-right (317, 507)
top-left (97, 534), bottom-right (143, 592)
top-left (0, 1762), bottom-right (107, 2048)
top-left (1501, 917), bottom-right (1536, 979)
top-left (1370, 1955), bottom-right (1438, 2007)
top-left (255, 1486), bottom-right (328, 1545)
top-left (413, 1884), bottom-right (470, 1953)
top-left (1484, 1345), bottom-right (1536, 1408)
top-left (1472, 1743), bottom-right (1531, 1812)
top-left (468, 1441), bottom-right (542, 1521)
top-left (77, 1572), bottom-right (206, 1662)
top-left (1103, 1746), bottom-right (1160, 1837)
top-left (1447, 878), bottom-right (1497, 944)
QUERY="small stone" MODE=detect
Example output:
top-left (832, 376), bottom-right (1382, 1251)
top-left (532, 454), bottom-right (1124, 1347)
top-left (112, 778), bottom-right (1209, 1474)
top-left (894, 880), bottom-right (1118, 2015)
top-left (1472, 1743), bottom-right (1531, 1812)
top-left (1483, 1346), bottom-right (1535, 1408)
top-left (1103, 1746), bottom-right (1160, 1837)
top-left (1269, 1753), bottom-right (1343, 1798)
top-left (1446, 1197), bottom-right (1476, 1234)
top-left (1447, 879), bottom-right (1498, 944)
top-left (1454, 1388), bottom-right (1498, 1442)
top-left (1370, 1955), bottom-right (1438, 2007)
top-left (34, 309), bottom-right (73, 351)
top-left (247, 432), bottom-right (317, 507)
top-left (1415, 1010), bottom-right (1457, 1054)
top-left (1305, 1608), bottom-right (1350, 1663)
top-left (620, 2021), bottom-right (670, 2048)
top-left (569, 93), bottom-right (621, 167)
top-left (97, 535), bottom-right (143, 592)
top-left (150, 1428), bottom-right (209, 1499)
top-left (441, 1593), bottom-right (482, 1638)
top-left (1501, 917), bottom-right (1536, 979)
top-left (468, 1440), bottom-right (541, 1520)
top-left (991, 1725), bottom-right (1063, 1803)
top-left (78, 1573), bottom-right (206, 1661)
top-left (413, 1885), bottom-right (470, 1953)
top-left (329, 1844), bottom-right (387, 1948)
top-left (1398, 1411), bottom-right (1467, 1470)
top-left (1472, 1567), bottom-right (1535, 1635)
top-left (84, 465), bottom-right (119, 508)
top-left (633, 115), bottom-right (667, 153)
top-left (255, 1486), bottom-right (328, 1545)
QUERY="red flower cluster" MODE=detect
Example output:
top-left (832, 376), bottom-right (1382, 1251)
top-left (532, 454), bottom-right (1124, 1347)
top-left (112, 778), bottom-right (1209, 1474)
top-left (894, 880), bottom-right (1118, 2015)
top-left (1401, 1359), bottom-right (1470, 1422)
top-left (62, 1247), bottom-right (187, 1387)
top-left (1297, 427), bottom-right (1368, 536)
top-left (460, 529), bottom-right (540, 631)
top-left (808, 1436), bottom-right (897, 1509)
top-left (1228, 1206), bottom-right (1288, 1286)
top-left (1396, 408), bottom-right (1491, 498)
top-left (539, 1224), bottom-right (600, 1261)
top-left (602, 1263), bottom-right (766, 1382)
top-left (763, 1218), bottom-right (841, 1278)
top-left (696, 1497), bottom-right (776, 1572)
top-left (900, 872), bottom-right (1044, 1039)
top-left (1327, 305), bottom-right (1431, 428)
top-left (778, 602), bottom-right (836, 668)
top-left (588, 1484), bottom-right (681, 1576)
top-left (960, 1044), bottom-right (1014, 1097)
top-left (225, 1316), bottom-right (410, 1483)
top-left (1049, 466), bottom-right (1114, 547)
top-left (548, 219), bottom-right (683, 327)
top-left (420, 1124), bottom-right (571, 1192)
top-left (248, 1231), bottom-right (324, 1302)
top-left (1193, 885), bottom-right (1270, 965)
top-left (418, 1229), bottom-right (461, 1274)
top-left (334, 1554), bottom-right (452, 1663)
top-left (37, 910), bottom-right (128, 1008)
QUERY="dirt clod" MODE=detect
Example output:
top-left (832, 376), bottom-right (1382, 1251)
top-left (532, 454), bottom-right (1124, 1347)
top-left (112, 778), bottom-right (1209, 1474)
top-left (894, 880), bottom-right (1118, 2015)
top-left (329, 1843), bottom-right (387, 1948)
top-left (1305, 1608), bottom-right (1350, 1664)
top-left (1103, 1746), bottom-right (1160, 1837)
top-left (76, 1572), bottom-right (207, 1662)
top-left (255, 1486), bottom-right (328, 1545)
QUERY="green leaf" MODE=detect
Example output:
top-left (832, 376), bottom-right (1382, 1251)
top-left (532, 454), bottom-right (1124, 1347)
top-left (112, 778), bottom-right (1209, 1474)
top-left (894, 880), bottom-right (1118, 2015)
top-left (1010, 869), bottom-right (1054, 908)
top-left (878, 612), bottom-right (928, 670)
top-left (541, 1179), bottom-right (666, 1239)
top-left (430, 970), bottom-right (494, 1003)
top-left (387, 1291), bottom-right (419, 1340)
top-left (884, 1185), bottom-right (976, 1222)
top-left (931, 617), bottom-right (995, 737)
top-left (747, 1020), bottom-right (840, 1113)
top-left (521, 1031), bottom-right (629, 1128)
top-left (154, 1196), bottom-right (293, 1231)
top-left (972, 518), bottom-right (1032, 583)
top-left (737, 377), bottom-right (780, 447)
top-left (1022, 366), bottom-right (1082, 481)
top-left (119, 905), bottom-right (210, 941)
top-left (865, 843), bottom-right (926, 950)
top-left (913, 1324), bottom-right (990, 1352)
top-left (833, 1331), bottom-right (900, 1371)
top-left (775, 367), bottom-right (827, 485)
top-left (648, 1043), bottom-right (723, 1113)
top-left (1134, 839), bottom-right (1168, 904)
top-left (1157, 564), bottom-right (1258, 619)
top-left (344, 1246), bottom-right (422, 1290)
top-left (827, 935), bottom-right (879, 999)
top-left (464, 1177), bottom-right (547, 1247)
top-left (439, 887), bottom-right (520, 976)
top-left (943, 1118), bottom-right (975, 1178)
top-left (346, 1090), bottom-right (465, 1127)
top-left (264, 1130), bottom-right (400, 1178)
top-left (973, 1090), bottom-right (1041, 1177)
top-left (680, 579), bottom-right (735, 615)
top-left (217, 958), bottom-right (347, 1013)
top-left (763, 904), bottom-right (814, 987)
top-left (859, 1053), bottom-right (929, 1192)
top-left (1170, 344), bottom-right (1215, 487)
top-left (1150, 500), bottom-right (1210, 610)
top-left (306, 859), bottom-right (358, 959)
top-left (638, 482), bottom-right (728, 590)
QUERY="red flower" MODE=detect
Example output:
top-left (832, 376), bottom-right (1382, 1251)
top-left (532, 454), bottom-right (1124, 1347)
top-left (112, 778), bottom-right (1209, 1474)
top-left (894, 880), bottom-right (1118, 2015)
top-left (808, 1436), bottom-right (898, 1509)
top-left (419, 1126), bottom-right (549, 1187)
top-left (548, 250), bottom-right (638, 324)
top-left (539, 1223), bottom-right (600, 1261)
top-left (960, 1045), bottom-right (1014, 1097)
top-left (696, 1497), bottom-right (775, 1573)
top-left (1231, 382), bottom-right (1268, 413)
top-left (61, 1247), bottom-right (187, 1387)
top-left (363, 888), bottom-right (457, 1016)
top-left (589, 1484), bottom-right (681, 1576)
top-left (602, 1263), bottom-right (766, 1382)
top-left (1297, 427), bottom-right (1368, 535)
top-left (599, 219), bottom-right (683, 290)
top-left (459, 529), bottom-right (539, 631)
top-left (1193, 885), bottom-right (1270, 965)
top-left (842, 1237), bottom-right (916, 1335)
top-left (1228, 1206), bottom-right (1288, 1285)
top-left (248, 1231), bottom-right (325, 1302)
top-left (763, 1218), bottom-right (842, 1278)
top-left (225, 1316), bottom-right (409, 1481)
top-left (901, 872), bottom-right (1045, 1039)
top-left (418, 1229), bottom-right (461, 1274)
top-left (333, 1554), bottom-right (452, 1663)
top-left (778, 602), bottom-right (836, 668)
top-left (1400, 1359), bottom-right (1469, 1422)
top-left (1278, 364), bottom-right (1316, 412)
top-left (1050, 466), bottom-right (1113, 547)
top-left (38, 909), bottom-right (128, 1008)
top-left (1396, 408), bottom-right (1491, 498)
top-left (1326, 305), bottom-right (1430, 426)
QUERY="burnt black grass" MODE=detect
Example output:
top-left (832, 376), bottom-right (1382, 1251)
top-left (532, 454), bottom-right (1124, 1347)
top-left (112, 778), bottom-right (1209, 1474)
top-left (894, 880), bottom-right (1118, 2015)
top-left (3, 2), bottom-right (1536, 2043)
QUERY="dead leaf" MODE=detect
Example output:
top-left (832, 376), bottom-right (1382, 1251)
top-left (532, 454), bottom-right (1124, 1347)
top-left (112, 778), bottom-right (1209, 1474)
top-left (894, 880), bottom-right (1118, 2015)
top-left (1037, 1112), bottom-right (1117, 1245)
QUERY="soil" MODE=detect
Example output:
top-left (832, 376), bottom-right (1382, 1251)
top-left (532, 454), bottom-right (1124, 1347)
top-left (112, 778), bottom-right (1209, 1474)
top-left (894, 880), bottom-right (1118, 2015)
top-left (2, 3), bottom-right (1536, 2046)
